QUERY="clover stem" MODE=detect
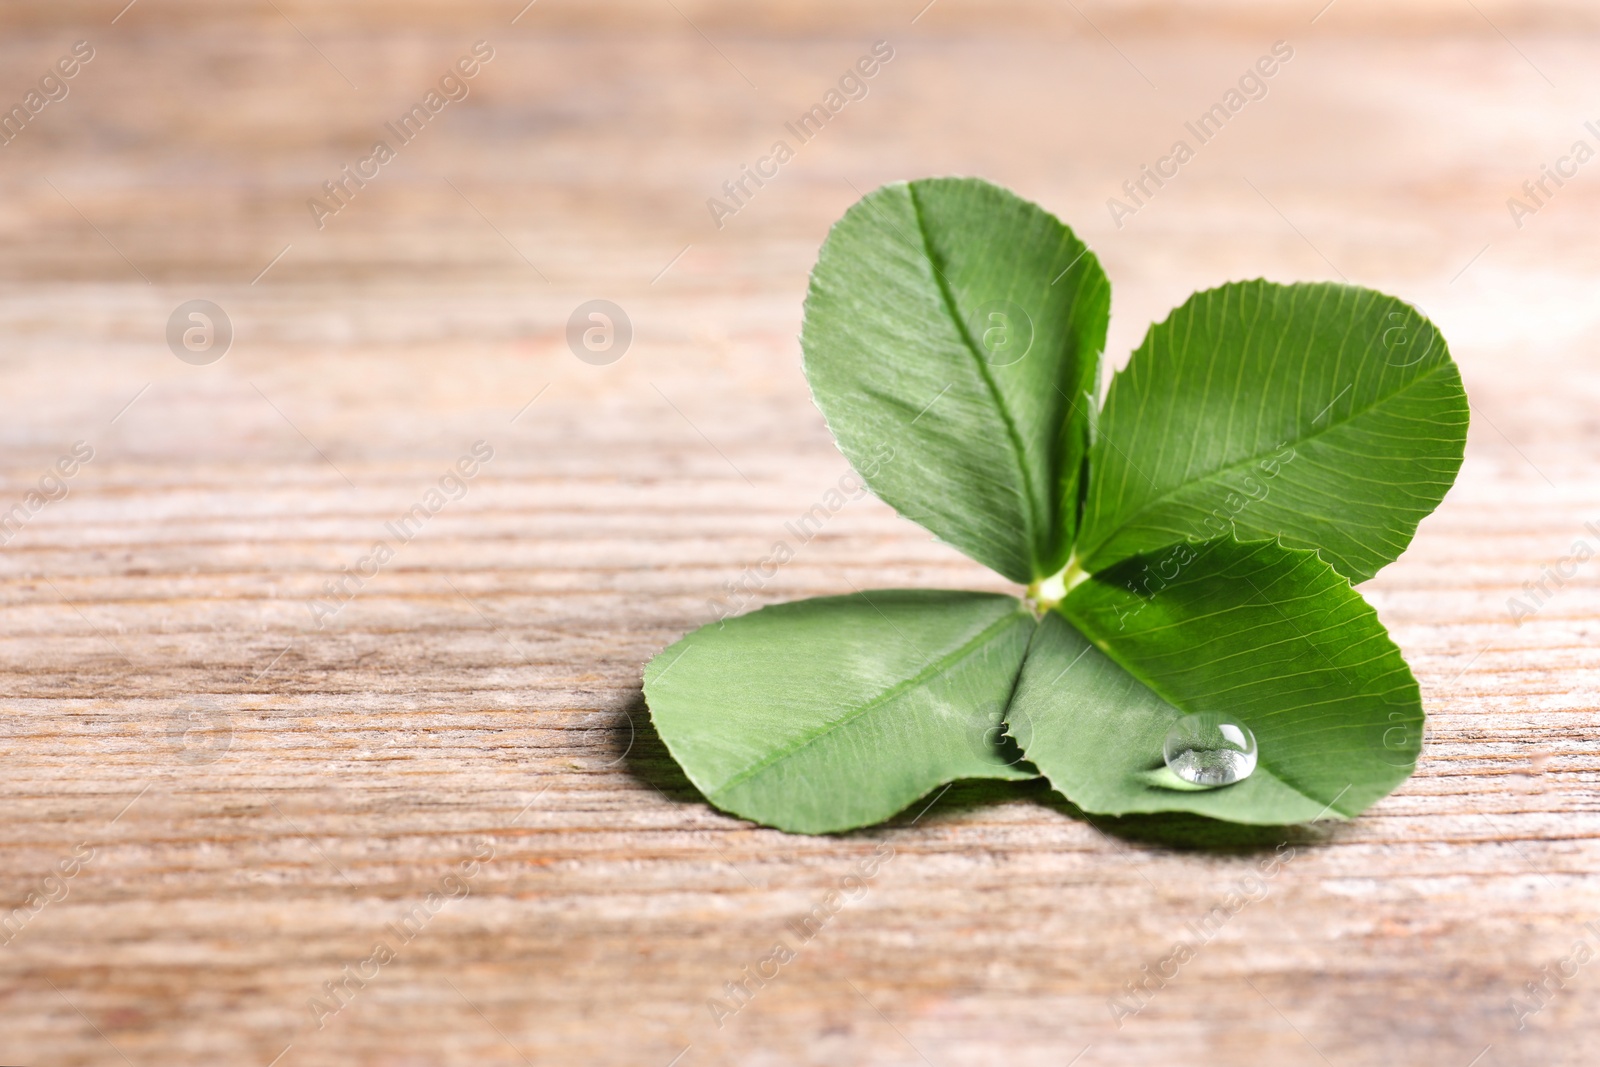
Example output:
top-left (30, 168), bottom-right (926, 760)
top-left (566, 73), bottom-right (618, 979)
top-left (1027, 555), bottom-right (1090, 614)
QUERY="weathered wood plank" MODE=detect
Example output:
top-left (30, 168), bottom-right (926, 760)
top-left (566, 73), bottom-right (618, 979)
top-left (1, 3), bottom-right (1597, 1065)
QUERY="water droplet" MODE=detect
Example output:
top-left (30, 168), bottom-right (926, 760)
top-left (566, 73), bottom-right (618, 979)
top-left (1163, 713), bottom-right (1257, 788)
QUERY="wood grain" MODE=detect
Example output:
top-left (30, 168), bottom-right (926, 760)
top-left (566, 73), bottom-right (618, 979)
top-left (1, 2), bottom-right (1597, 1064)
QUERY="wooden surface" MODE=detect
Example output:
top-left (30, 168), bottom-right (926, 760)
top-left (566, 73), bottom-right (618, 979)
top-left (1, 2), bottom-right (1597, 1064)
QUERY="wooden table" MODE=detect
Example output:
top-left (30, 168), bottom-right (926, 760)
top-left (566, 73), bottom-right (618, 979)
top-left (1, 2), bottom-right (1595, 1064)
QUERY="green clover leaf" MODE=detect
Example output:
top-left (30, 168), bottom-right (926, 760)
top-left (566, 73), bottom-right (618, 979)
top-left (801, 177), bottom-right (1109, 584)
top-left (1077, 280), bottom-right (1467, 584)
top-left (645, 591), bottom-right (1035, 834)
top-left (1007, 539), bottom-right (1421, 824)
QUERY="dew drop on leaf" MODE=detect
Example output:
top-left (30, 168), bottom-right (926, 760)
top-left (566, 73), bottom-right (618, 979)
top-left (1162, 713), bottom-right (1258, 787)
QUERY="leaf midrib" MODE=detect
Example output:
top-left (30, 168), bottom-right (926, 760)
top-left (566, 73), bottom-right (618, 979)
top-left (1081, 358), bottom-right (1459, 567)
top-left (906, 181), bottom-right (1043, 577)
top-left (710, 606), bottom-right (1028, 797)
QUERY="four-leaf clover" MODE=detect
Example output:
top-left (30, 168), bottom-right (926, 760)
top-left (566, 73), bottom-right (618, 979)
top-left (644, 177), bottom-right (1468, 835)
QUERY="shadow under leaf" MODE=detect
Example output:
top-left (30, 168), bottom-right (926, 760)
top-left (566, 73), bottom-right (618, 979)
top-left (619, 691), bottom-right (710, 808)
top-left (1046, 793), bottom-right (1334, 852)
